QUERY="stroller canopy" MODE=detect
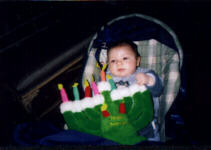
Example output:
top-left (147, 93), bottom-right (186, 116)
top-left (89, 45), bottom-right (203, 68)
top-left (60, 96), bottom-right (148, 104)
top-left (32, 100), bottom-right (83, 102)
top-left (88, 13), bottom-right (183, 68)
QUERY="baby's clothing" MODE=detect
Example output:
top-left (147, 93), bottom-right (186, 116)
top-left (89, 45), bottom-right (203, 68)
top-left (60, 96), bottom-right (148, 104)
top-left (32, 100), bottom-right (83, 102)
top-left (107, 67), bottom-right (163, 141)
top-left (107, 67), bottom-right (163, 97)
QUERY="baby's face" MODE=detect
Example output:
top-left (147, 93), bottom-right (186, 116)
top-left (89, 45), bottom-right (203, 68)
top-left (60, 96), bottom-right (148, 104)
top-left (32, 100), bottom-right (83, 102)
top-left (108, 45), bottom-right (140, 78)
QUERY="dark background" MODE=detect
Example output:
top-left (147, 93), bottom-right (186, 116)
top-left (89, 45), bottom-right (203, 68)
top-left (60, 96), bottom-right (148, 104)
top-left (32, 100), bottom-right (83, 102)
top-left (0, 1), bottom-right (211, 146)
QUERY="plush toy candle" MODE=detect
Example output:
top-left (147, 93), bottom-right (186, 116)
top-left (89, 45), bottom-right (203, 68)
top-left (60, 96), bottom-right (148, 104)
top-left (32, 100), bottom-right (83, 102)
top-left (101, 104), bottom-right (110, 117)
top-left (101, 64), bottom-right (107, 81)
top-left (106, 75), bottom-right (116, 90)
top-left (72, 82), bottom-right (80, 100)
top-left (84, 79), bottom-right (91, 97)
top-left (91, 76), bottom-right (100, 95)
top-left (58, 84), bottom-right (69, 103)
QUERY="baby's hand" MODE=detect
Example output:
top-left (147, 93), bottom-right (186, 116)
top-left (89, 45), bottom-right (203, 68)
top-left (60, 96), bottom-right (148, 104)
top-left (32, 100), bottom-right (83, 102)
top-left (136, 73), bottom-right (155, 86)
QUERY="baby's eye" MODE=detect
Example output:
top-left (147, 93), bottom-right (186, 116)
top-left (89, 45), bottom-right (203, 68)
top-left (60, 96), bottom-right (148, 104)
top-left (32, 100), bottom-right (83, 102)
top-left (123, 57), bottom-right (128, 60)
top-left (110, 60), bottom-right (116, 63)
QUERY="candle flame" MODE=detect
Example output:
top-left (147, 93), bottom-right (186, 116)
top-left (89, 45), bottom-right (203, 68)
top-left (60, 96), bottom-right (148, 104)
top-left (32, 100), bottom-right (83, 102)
top-left (96, 63), bottom-right (100, 68)
top-left (84, 79), bottom-right (89, 87)
top-left (91, 75), bottom-right (95, 82)
top-left (102, 64), bottom-right (107, 71)
top-left (58, 84), bottom-right (63, 90)
top-left (101, 104), bottom-right (108, 111)
top-left (106, 74), bottom-right (112, 80)
top-left (72, 82), bottom-right (79, 87)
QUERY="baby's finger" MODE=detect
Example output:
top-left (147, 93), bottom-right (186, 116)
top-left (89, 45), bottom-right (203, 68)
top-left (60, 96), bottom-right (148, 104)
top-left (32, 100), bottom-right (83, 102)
top-left (137, 79), bottom-right (144, 86)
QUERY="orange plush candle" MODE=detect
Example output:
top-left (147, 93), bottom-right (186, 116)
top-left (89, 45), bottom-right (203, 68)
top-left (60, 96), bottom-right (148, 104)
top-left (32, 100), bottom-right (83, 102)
top-left (101, 64), bottom-right (107, 81)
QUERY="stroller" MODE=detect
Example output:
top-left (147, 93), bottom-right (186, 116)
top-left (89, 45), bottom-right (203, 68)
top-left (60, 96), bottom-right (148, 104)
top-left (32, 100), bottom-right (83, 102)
top-left (13, 13), bottom-right (183, 145)
top-left (82, 13), bottom-right (183, 142)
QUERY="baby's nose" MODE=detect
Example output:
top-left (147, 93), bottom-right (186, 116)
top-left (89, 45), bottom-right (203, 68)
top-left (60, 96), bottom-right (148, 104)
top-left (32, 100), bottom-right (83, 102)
top-left (116, 60), bottom-right (123, 65)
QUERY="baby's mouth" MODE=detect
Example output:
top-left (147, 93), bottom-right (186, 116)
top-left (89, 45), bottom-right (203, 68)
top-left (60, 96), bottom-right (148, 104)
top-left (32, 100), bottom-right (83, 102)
top-left (118, 68), bottom-right (125, 72)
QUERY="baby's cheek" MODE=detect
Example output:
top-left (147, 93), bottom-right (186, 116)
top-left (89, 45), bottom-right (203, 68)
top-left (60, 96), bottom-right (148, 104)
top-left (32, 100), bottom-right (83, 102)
top-left (109, 66), bottom-right (117, 75)
top-left (108, 65), bottom-right (112, 71)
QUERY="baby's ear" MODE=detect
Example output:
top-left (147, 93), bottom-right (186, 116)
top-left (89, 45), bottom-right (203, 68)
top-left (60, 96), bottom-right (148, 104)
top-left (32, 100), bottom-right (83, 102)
top-left (136, 56), bottom-right (141, 66)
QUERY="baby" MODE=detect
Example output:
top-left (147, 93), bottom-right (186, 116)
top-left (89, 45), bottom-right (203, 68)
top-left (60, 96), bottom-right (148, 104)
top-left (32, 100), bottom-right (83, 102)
top-left (107, 40), bottom-right (163, 97)
top-left (106, 40), bottom-right (163, 141)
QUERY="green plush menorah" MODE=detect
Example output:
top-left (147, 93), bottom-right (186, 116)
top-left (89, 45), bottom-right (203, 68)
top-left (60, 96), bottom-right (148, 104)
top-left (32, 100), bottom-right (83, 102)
top-left (58, 67), bottom-right (154, 145)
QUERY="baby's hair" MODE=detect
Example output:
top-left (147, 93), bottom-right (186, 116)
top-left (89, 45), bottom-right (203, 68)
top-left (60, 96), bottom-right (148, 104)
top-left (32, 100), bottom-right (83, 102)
top-left (107, 40), bottom-right (140, 58)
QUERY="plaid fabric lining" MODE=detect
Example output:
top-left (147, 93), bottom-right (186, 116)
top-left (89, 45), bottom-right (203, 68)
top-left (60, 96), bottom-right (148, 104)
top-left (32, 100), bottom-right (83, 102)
top-left (82, 39), bottom-right (181, 142)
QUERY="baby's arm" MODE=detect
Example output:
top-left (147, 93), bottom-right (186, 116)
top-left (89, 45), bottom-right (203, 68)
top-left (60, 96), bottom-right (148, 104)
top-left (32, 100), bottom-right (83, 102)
top-left (136, 70), bottom-right (163, 97)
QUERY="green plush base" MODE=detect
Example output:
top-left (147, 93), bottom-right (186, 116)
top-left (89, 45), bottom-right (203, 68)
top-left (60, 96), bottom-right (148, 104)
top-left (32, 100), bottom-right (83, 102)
top-left (62, 89), bottom-right (153, 145)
